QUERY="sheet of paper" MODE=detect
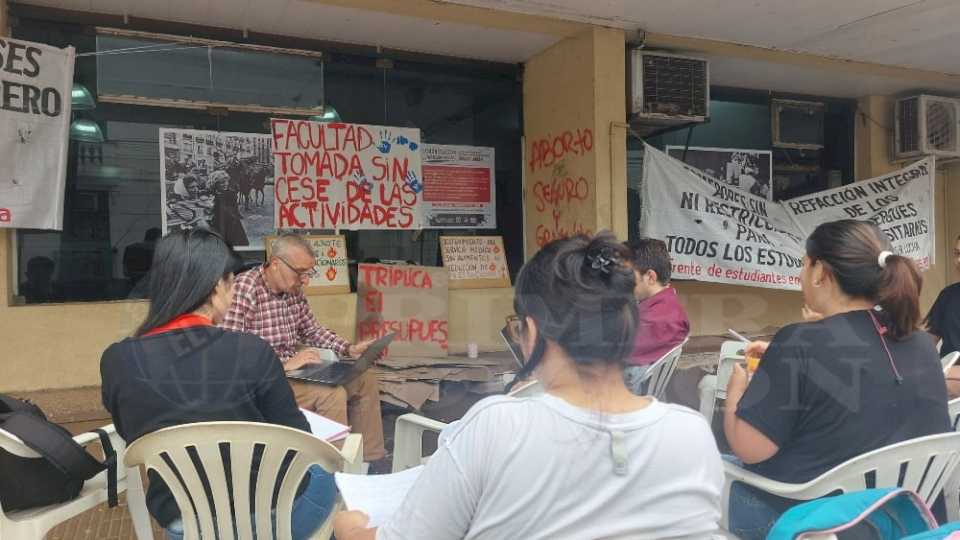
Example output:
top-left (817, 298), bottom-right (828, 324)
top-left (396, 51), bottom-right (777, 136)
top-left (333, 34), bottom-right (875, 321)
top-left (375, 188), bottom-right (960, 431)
top-left (334, 466), bottom-right (424, 527)
top-left (300, 408), bottom-right (350, 442)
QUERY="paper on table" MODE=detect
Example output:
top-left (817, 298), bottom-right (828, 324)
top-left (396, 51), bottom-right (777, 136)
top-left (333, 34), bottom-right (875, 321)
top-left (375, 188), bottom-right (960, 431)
top-left (334, 465), bottom-right (424, 528)
top-left (300, 408), bottom-right (350, 442)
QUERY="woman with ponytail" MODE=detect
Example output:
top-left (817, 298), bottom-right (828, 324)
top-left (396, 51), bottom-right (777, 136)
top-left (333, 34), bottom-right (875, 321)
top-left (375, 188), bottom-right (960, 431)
top-left (724, 219), bottom-right (950, 539)
top-left (335, 232), bottom-right (724, 540)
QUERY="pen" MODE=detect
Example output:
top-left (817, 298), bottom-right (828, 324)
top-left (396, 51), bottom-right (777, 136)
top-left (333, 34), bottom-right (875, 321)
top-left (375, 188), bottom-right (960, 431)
top-left (727, 329), bottom-right (751, 343)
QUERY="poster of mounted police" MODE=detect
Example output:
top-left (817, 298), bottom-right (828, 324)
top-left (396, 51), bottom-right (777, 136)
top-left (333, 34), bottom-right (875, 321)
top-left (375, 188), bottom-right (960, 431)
top-left (159, 128), bottom-right (274, 250)
top-left (640, 144), bottom-right (935, 291)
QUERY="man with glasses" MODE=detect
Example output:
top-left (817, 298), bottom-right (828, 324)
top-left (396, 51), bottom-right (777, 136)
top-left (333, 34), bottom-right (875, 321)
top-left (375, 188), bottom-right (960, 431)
top-left (221, 233), bottom-right (386, 466)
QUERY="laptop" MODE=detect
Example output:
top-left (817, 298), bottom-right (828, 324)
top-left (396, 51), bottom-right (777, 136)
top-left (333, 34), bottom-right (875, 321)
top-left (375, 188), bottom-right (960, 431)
top-left (287, 332), bottom-right (395, 386)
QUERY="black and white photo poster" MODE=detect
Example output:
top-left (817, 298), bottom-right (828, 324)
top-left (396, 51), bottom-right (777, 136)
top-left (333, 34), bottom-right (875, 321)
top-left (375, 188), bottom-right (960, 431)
top-left (159, 128), bottom-right (274, 250)
top-left (666, 146), bottom-right (773, 201)
top-left (0, 38), bottom-right (75, 229)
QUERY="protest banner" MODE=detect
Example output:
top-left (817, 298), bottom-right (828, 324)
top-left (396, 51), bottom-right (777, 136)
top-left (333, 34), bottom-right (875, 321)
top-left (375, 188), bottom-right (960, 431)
top-left (422, 144), bottom-right (496, 228)
top-left (356, 264), bottom-right (449, 357)
top-left (781, 156), bottom-right (935, 269)
top-left (641, 144), bottom-right (805, 290)
top-left (0, 38), bottom-right (75, 229)
top-left (271, 119), bottom-right (423, 230)
top-left (440, 236), bottom-right (510, 289)
top-left (639, 144), bottom-right (936, 290)
top-left (265, 234), bottom-right (350, 295)
top-left (160, 129), bottom-right (274, 249)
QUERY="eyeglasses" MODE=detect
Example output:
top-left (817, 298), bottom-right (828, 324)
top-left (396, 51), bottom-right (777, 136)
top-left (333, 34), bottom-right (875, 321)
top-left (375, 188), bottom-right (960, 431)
top-left (505, 314), bottom-right (523, 344)
top-left (275, 255), bottom-right (319, 279)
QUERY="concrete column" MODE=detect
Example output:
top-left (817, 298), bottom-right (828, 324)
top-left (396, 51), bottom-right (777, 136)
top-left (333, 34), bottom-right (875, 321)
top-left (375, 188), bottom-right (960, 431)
top-left (522, 27), bottom-right (627, 258)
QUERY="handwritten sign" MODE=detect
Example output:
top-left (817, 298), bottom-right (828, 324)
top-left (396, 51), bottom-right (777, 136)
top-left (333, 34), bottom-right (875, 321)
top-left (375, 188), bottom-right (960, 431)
top-left (439, 236), bottom-right (510, 289)
top-left (421, 144), bottom-right (496, 228)
top-left (270, 119), bottom-right (424, 230)
top-left (265, 234), bottom-right (350, 295)
top-left (356, 264), bottom-right (448, 357)
top-left (525, 128), bottom-right (595, 255)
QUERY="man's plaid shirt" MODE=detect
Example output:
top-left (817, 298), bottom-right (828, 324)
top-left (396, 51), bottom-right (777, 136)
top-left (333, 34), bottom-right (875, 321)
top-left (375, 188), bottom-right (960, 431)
top-left (220, 265), bottom-right (350, 361)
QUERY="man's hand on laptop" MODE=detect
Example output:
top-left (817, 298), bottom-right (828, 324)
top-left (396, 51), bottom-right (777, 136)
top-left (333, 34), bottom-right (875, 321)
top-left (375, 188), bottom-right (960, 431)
top-left (347, 338), bottom-right (377, 359)
top-left (285, 349), bottom-right (323, 371)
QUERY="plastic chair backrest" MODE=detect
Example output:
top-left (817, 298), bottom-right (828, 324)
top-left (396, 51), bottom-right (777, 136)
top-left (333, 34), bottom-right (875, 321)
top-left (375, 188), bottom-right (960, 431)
top-left (715, 340), bottom-right (746, 401)
top-left (639, 338), bottom-right (687, 400)
top-left (795, 432), bottom-right (960, 508)
top-left (942, 351), bottom-right (960, 374)
top-left (124, 421), bottom-right (344, 540)
top-left (949, 398), bottom-right (960, 431)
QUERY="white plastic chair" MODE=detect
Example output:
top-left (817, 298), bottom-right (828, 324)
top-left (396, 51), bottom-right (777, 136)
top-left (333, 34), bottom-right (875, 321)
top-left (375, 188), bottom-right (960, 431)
top-left (637, 338), bottom-right (688, 400)
top-left (943, 398), bottom-right (960, 520)
top-left (721, 432), bottom-right (960, 529)
top-left (942, 351), bottom-right (960, 374)
top-left (124, 421), bottom-right (363, 540)
top-left (698, 340), bottom-right (747, 424)
top-left (392, 414), bottom-right (448, 473)
top-left (0, 423), bottom-right (153, 540)
top-left (950, 398), bottom-right (960, 431)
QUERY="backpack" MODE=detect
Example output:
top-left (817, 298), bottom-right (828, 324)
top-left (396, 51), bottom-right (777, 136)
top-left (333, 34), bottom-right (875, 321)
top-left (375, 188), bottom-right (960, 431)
top-left (767, 488), bottom-right (938, 540)
top-left (0, 394), bottom-right (118, 512)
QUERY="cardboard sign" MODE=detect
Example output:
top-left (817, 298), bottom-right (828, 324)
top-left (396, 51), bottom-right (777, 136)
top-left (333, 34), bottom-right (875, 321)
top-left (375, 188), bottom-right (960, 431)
top-left (440, 236), bottom-right (510, 289)
top-left (422, 144), bottom-right (496, 228)
top-left (270, 119), bottom-right (424, 230)
top-left (0, 38), bottom-right (75, 230)
top-left (356, 264), bottom-right (449, 357)
top-left (265, 234), bottom-right (350, 295)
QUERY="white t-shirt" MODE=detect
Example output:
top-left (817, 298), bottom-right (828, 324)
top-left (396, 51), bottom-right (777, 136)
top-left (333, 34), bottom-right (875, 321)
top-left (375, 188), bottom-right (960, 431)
top-left (377, 394), bottom-right (724, 540)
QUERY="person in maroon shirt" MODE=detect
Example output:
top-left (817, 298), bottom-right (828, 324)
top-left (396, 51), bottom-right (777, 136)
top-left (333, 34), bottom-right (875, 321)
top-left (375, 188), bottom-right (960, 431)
top-left (622, 238), bottom-right (690, 394)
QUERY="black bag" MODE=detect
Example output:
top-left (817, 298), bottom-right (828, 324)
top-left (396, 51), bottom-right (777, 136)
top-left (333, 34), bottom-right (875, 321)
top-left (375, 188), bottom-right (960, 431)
top-left (0, 394), bottom-right (118, 512)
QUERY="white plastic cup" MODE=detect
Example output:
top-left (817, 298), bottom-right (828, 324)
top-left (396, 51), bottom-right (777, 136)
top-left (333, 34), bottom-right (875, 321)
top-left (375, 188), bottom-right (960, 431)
top-left (467, 343), bottom-right (479, 359)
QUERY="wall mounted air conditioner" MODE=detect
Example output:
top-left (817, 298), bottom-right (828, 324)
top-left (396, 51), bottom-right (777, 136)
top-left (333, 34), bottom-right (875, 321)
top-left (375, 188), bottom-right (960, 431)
top-left (772, 99), bottom-right (824, 150)
top-left (894, 94), bottom-right (960, 160)
top-left (628, 51), bottom-right (709, 135)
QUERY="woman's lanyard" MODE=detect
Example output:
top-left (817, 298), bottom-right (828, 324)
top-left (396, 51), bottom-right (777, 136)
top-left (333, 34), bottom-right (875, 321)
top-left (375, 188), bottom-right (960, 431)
top-left (868, 310), bottom-right (904, 385)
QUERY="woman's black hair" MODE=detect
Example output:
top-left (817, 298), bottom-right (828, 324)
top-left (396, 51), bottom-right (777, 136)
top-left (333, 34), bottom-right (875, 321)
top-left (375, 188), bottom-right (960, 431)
top-left (806, 219), bottom-right (921, 339)
top-left (513, 232), bottom-right (638, 369)
top-left (135, 228), bottom-right (242, 337)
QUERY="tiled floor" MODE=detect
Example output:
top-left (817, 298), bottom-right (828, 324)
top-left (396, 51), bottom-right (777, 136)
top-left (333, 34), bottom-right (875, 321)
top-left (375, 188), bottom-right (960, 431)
top-left (46, 494), bottom-right (165, 540)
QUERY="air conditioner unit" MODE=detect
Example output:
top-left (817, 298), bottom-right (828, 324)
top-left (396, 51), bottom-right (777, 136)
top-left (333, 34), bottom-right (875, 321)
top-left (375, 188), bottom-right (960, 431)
top-left (894, 94), bottom-right (960, 160)
top-left (628, 51), bottom-right (709, 135)
top-left (772, 99), bottom-right (824, 150)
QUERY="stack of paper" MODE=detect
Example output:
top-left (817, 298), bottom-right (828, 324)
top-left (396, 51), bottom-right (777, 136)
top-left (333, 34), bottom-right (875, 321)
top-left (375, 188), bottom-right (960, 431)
top-left (334, 466), bottom-right (424, 527)
top-left (300, 408), bottom-right (350, 442)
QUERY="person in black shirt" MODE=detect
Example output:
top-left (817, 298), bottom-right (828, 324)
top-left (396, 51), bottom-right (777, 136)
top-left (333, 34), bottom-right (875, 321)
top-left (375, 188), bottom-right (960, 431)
top-left (101, 229), bottom-right (336, 539)
top-left (925, 234), bottom-right (960, 397)
top-left (723, 220), bottom-right (950, 540)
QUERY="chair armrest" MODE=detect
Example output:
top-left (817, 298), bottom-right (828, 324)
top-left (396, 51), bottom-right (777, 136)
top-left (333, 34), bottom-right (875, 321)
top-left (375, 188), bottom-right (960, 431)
top-left (720, 459), bottom-right (826, 528)
top-left (392, 414), bottom-right (447, 473)
top-left (339, 433), bottom-right (364, 474)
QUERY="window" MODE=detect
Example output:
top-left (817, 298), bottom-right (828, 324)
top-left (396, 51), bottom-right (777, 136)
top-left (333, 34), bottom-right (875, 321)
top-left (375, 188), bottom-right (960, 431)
top-left (12, 13), bottom-right (523, 304)
top-left (627, 88), bottom-right (855, 242)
